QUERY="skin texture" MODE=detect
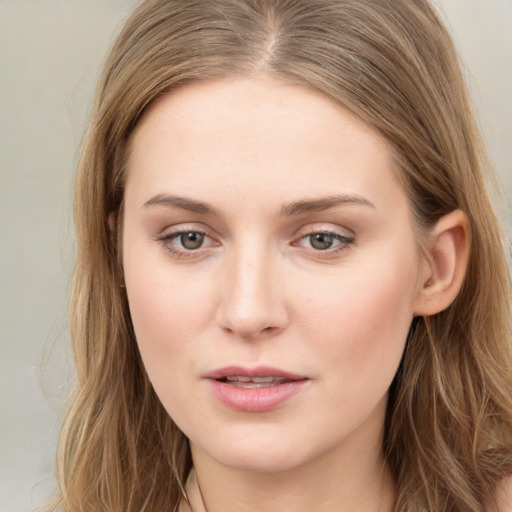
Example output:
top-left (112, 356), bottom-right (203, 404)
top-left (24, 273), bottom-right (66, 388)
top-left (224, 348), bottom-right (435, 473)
top-left (121, 77), bottom-right (467, 512)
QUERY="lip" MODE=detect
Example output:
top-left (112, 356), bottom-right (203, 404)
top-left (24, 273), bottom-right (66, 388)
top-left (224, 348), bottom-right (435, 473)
top-left (204, 366), bottom-right (309, 413)
top-left (205, 365), bottom-right (307, 381)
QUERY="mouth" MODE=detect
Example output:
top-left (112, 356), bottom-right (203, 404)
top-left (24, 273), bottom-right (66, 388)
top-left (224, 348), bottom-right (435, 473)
top-left (217, 376), bottom-right (291, 388)
top-left (205, 366), bottom-right (309, 412)
top-left (206, 365), bottom-right (307, 385)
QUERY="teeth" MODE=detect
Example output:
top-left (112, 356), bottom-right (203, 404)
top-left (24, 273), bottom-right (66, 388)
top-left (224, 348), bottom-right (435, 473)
top-left (252, 377), bottom-right (274, 383)
top-left (230, 381), bottom-right (275, 388)
top-left (222, 376), bottom-right (286, 388)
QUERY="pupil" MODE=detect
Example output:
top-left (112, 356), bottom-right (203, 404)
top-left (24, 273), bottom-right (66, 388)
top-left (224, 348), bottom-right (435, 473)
top-left (310, 233), bottom-right (333, 250)
top-left (181, 232), bottom-right (204, 250)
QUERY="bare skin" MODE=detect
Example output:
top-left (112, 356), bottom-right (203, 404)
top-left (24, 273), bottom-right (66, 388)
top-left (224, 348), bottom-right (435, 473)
top-left (122, 77), bottom-right (469, 512)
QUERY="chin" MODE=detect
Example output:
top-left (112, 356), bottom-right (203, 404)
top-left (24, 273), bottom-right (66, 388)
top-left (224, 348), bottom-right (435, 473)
top-left (189, 423), bottom-right (331, 475)
top-left (206, 444), bottom-right (310, 474)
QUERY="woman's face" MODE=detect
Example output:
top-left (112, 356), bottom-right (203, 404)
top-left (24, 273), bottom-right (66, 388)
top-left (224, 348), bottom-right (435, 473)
top-left (122, 77), bottom-right (428, 473)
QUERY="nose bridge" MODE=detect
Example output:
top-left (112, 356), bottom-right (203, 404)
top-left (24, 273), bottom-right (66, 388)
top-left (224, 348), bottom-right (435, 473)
top-left (217, 238), bottom-right (286, 339)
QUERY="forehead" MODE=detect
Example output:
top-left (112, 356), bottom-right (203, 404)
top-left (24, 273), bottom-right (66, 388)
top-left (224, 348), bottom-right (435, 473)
top-left (125, 77), bottom-right (406, 215)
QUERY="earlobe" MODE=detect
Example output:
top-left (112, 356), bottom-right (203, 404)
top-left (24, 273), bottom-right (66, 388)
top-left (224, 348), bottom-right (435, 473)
top-left (413, 210), bottom-right (470, 317)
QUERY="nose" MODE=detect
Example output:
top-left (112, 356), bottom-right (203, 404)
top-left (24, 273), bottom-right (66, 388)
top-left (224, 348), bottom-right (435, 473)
top-left (216, 243), bottom-right (288, 341)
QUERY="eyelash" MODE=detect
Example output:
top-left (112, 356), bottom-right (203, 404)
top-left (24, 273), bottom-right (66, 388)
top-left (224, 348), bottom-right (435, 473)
top-left (157, 228), bottom-right (355, 259)
top-left (158, 229), bottom-right (216, 258)
top-left (294, 231), bottom-right (355, 257)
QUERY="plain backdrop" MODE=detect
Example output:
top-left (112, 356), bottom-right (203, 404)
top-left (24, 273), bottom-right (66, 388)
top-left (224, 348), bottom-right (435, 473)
top-left (0, 1), bottom-right (510, 511)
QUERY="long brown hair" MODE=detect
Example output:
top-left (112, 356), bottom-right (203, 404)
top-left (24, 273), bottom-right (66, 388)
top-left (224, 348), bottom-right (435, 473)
top-left (50, 1), bottom-right (512, 510)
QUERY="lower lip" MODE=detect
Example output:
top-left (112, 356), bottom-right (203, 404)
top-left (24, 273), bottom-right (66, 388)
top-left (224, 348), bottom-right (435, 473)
top-left (207, 379), bottom-right (308, 412)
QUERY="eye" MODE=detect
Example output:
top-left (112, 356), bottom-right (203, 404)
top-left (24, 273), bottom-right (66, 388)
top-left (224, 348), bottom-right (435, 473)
top-left (158, 229), bottom-right (217, 257)
top-left (176, 231), bottom-right (206, 250)
top-left (307, 233), bottom-right (337, 250)
top-left (296, 231), bottom-right (354, 253)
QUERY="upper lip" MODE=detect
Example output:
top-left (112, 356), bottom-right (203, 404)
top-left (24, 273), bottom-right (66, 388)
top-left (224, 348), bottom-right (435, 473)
top-left (205, 366), bottom-right (308, 381)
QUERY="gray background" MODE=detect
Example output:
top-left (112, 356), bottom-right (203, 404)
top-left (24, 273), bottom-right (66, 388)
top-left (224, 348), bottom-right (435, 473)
top-left (0, 1), bottom-right (510, 511)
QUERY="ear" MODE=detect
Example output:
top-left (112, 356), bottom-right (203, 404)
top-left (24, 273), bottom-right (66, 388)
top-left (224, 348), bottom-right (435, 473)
top-left (413, 210), bottom-right (470, 317)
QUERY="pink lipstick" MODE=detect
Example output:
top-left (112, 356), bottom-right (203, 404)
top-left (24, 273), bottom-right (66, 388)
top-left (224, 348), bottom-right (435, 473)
top-left (205, 366), bottom-right (309, 412)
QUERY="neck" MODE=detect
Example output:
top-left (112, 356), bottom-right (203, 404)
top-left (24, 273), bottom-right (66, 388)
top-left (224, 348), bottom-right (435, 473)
top-left (186, 431), bottom-right (395, 512)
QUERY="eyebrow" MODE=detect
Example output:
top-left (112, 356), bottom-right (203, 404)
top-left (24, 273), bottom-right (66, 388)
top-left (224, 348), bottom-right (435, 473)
top-left (143, 193), bottom-right (375, 216)
top-left (143, 194), bottom-right (221, 215)
top-left (279, 194), bottom-right (376, 216)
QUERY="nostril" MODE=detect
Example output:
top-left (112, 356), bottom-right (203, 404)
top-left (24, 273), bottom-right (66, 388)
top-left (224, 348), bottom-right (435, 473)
top-left (215, 275), bottom-right (288, 339)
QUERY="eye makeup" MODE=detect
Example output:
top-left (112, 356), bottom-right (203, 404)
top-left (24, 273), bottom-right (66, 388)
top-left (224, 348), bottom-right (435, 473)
top-left (156, 225), bottom-right (356, 261)
top-left (156, 225), bottom-right (220, 259)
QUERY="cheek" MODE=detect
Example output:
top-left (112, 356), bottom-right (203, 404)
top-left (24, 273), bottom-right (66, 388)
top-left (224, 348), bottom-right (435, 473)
top-left (123, 241), bottom-right (217, 376)
top-left (296, 249), bottom-right (418, 393)
top-left (125, 266), bottom-right (218, 424)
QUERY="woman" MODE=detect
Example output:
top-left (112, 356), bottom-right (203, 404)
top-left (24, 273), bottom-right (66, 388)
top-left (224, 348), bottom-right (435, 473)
top-left (50, 0), bottom-right (512, 511)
